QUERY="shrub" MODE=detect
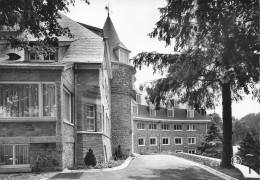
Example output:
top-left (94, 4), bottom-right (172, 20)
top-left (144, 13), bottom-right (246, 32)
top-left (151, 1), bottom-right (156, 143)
top-left (84, 148), bottom-right (97, 166)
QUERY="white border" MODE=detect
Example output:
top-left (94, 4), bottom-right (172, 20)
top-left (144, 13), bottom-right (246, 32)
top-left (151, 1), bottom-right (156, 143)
top-left (149, 137), bottom-right (157, 146)
top-left (162, 137), bottom-right (170, 145)
top-left (138, 137), bottom-right (145, 146)
top-left (174, 137), bottom-right (182, 145)
top-left (187, 137), bottom-right (196, 144)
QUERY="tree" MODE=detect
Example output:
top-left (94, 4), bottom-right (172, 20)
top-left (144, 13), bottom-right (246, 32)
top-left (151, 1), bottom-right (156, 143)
top-left (198, 122), bottom-right (223, 158)
top-left (133, 0), bottom-right (259, 168)
top-left (237, 131), bottom-right (259, 172)
top-left (84, 148), bottom-right (97, 166)
top-left (0, 0), bottom-right (90, 54)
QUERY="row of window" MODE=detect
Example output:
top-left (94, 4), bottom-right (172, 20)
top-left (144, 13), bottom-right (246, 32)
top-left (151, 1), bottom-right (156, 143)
top-left (138, 137), bottom-right (196, 146)
top-left (132, 104), bottom-right (195, 118)
top-left (137, 123), bottom-right (196, 131)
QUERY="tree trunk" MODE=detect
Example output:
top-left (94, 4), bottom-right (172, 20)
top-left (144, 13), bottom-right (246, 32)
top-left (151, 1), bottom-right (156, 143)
top-left (220, 82), bottom-right (233, 168)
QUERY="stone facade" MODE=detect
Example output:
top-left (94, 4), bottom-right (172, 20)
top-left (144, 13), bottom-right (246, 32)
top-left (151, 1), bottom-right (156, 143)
top-left (111, 62), bottom-right (136, 156)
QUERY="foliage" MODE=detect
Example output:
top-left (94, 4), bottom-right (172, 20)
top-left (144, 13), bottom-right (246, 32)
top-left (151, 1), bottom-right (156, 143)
top-left (0, 0), bottom-right (90, 54)
top-left (114, 145), bottom-right (127, 160)
top-left (198, 122), bottom-right (223, 158)
top-left (84, 148), bottom-right (97, 167)
top-left (132, 0), bottom-right (259, 167)
top-left (237, 131), bottom-right (259, 172)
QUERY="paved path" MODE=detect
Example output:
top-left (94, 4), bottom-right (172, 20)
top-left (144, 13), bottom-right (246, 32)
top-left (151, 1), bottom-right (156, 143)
top-left (51, 155), bottom-right (226, 180)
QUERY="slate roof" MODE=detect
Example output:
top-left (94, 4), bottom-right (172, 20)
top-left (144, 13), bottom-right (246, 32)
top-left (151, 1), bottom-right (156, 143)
top-left (0, 14), bottom-right (104, 66)
top-left (103, 16), bottom-right (129, 61)
top-left (134, 104), bottom-right (210, 122)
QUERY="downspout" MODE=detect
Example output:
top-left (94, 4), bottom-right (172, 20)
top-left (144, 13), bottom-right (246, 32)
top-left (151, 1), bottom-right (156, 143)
top-left (74, 64), bottom-right (78, 165)
top-left (158, 121), bottom-right (161, 153)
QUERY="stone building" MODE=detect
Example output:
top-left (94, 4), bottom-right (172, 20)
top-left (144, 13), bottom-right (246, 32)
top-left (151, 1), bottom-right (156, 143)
top-left (0, 13), bottom-right (209, 173)
top-left (132, 94), bottom-right (211, 154)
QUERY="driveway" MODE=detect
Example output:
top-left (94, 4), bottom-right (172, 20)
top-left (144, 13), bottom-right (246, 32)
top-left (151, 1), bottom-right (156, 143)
top-left (51, 155), bottom-right (226, 180)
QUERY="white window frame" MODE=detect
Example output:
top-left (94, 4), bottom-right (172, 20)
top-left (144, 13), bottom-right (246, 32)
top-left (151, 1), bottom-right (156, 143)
top-left (150, 137), bottom-right (157, 146)
top-left (0, 144), bottom-right (30, 167)
top-left (187, 110), bottom-right (194, 118)
top-left (162, 137), bottom-right (170, 145)
top-left (137, 122), bottom-right (145, 130)
top-left (161, 124), bottom-right (170, 131)
top-left (136, 94), bottom-right (141, 104)
top-left (188, 149), bottom-right (196, 154)
top-left (63, 88), bottom-right (72, 123)
top-left (173, 124), bottom-right (183, 131)
top-left (167, 109), bottom-right (174, 117)
top-left (187, 137), bottom-right (196, 144)
top-left (148, 123), bottom-right (157, 130)
top-left (132, 104), bottom-right (138, 114)
top-left (29, 52), bottom-right (56, 62)
top-left (175, 150), bottom-right (183, 153)
top-left (0, 82), bottom-right (56, 121)
top-left (187, 124), bottom-right (196, 131)
top-left (138, 137), bottom-right (145, 146)
top-left (85, 104), bottom-right (95, 131)
top-left (150, 108), bottom-right (156, 116)
top-left (174, 137), bottom-right (182, 145)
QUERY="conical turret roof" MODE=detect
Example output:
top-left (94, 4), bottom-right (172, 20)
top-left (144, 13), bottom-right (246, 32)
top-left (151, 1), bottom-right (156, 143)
top-left (103, 16), bottom-right (130, 62)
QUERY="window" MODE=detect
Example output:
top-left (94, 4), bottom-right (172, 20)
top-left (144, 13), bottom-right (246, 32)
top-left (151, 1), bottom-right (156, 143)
top-left (175, 138), bottom-right (182, 145)
top-left (187, 124), bottom-right (195, 131)
top-left (132, 104), bottom-right (138, 114)
top-left (138, 138), bottom-right (145, 146)
top-left (137, 122), bottom-right (145, 130)
top-left (161, 124), bottom-right (170, 131)
top-left (29, 53), bottom-right (55, 61)
top-left (63, 89), bottom-right (72, 123)
top-left (150, 138), bottom-right (157, 146)
top-left (188, 137), bottom-right (196, 144)
top-left (188, 149), bottom-right (196, 154)
top-left (173, 124), bottom-right (182, 131)
top-left (85, 105), bottom-right (95, 131)
top-left (187, 110), bottom-right (194, 118)
top-left (175, 150), bottom-right (183, 153)
top-left (43, 84), bottom-right (56, 117)
top-left (150, 108), bottom-right (156, 116)
top-left (0, 144), bottom-right (29, 166)
top-left (162, 137), bottom-right (170, 145)
top-left (149, 123), bottom-right (157, 130)
top-left (0, 83), bottom-right (56, 118)
top-left (136, 94), bottom-right (141, 104)
top-left (167, 109), bottom-right (174, 117)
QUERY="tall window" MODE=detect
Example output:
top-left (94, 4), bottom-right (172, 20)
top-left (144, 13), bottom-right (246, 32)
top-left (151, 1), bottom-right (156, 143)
top-left (187, 110), bottom-right (194, 118)
top-left (63, 89), bottom-right (71, 123)
top-left (85, 105), bottom-right (95, 131)
top-left (150, 108), bottom-right (156, 116)
top-left (136, 94), bottom-right (141, 104)
top-left (132, 104), bottom-right (138, 114)
top-left (0, 83), bottom-right (56, 118)
top-left (0, 144), bottom-right (29, 166)
top-left (43, 84), bottom-right (56, 117)
top-left (173, 124), bottom-right (182, 131)
top-left (167, 109), bottom-right (174, 117)
top-left (148, 123), bottom-right (157, 130)
top-left (137, 122), bottom-right (145, 130)
top-left (161, 124), bottom-right (170, 130)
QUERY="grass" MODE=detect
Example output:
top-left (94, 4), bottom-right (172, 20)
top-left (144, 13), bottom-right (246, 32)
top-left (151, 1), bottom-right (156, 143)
top-left (211, 166), bottom-right (244, 180)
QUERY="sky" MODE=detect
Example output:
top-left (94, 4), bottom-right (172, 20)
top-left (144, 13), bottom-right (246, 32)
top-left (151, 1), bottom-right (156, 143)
top-left (66, 0), bottom-right (260, 119)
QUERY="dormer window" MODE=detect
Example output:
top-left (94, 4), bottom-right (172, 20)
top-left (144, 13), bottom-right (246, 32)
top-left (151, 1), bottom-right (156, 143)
top-left (187, 110), bottom-right (194, 118)
top-left (167, 108), bottom-right (174, 117)
top-left (136, 94), bottom-right (141, 104)
top-left (150, 108), bottom-right (156, 116)
top-left (29, 52), bottom-right (56, 61)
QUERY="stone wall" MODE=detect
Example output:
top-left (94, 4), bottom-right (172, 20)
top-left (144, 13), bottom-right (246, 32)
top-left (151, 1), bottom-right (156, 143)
top-left (111, 62), bottom-right (136, 156)
top-left (133, 121), bottom-right (207, 154)
top-left (62, 142), bottom-right (74, 169)
top-left (29, 143), bottom-right (63, 171)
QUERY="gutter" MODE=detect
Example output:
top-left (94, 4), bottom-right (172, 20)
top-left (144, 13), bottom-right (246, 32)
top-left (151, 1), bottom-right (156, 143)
top-left (133, 116), bottom-right (211, 123)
